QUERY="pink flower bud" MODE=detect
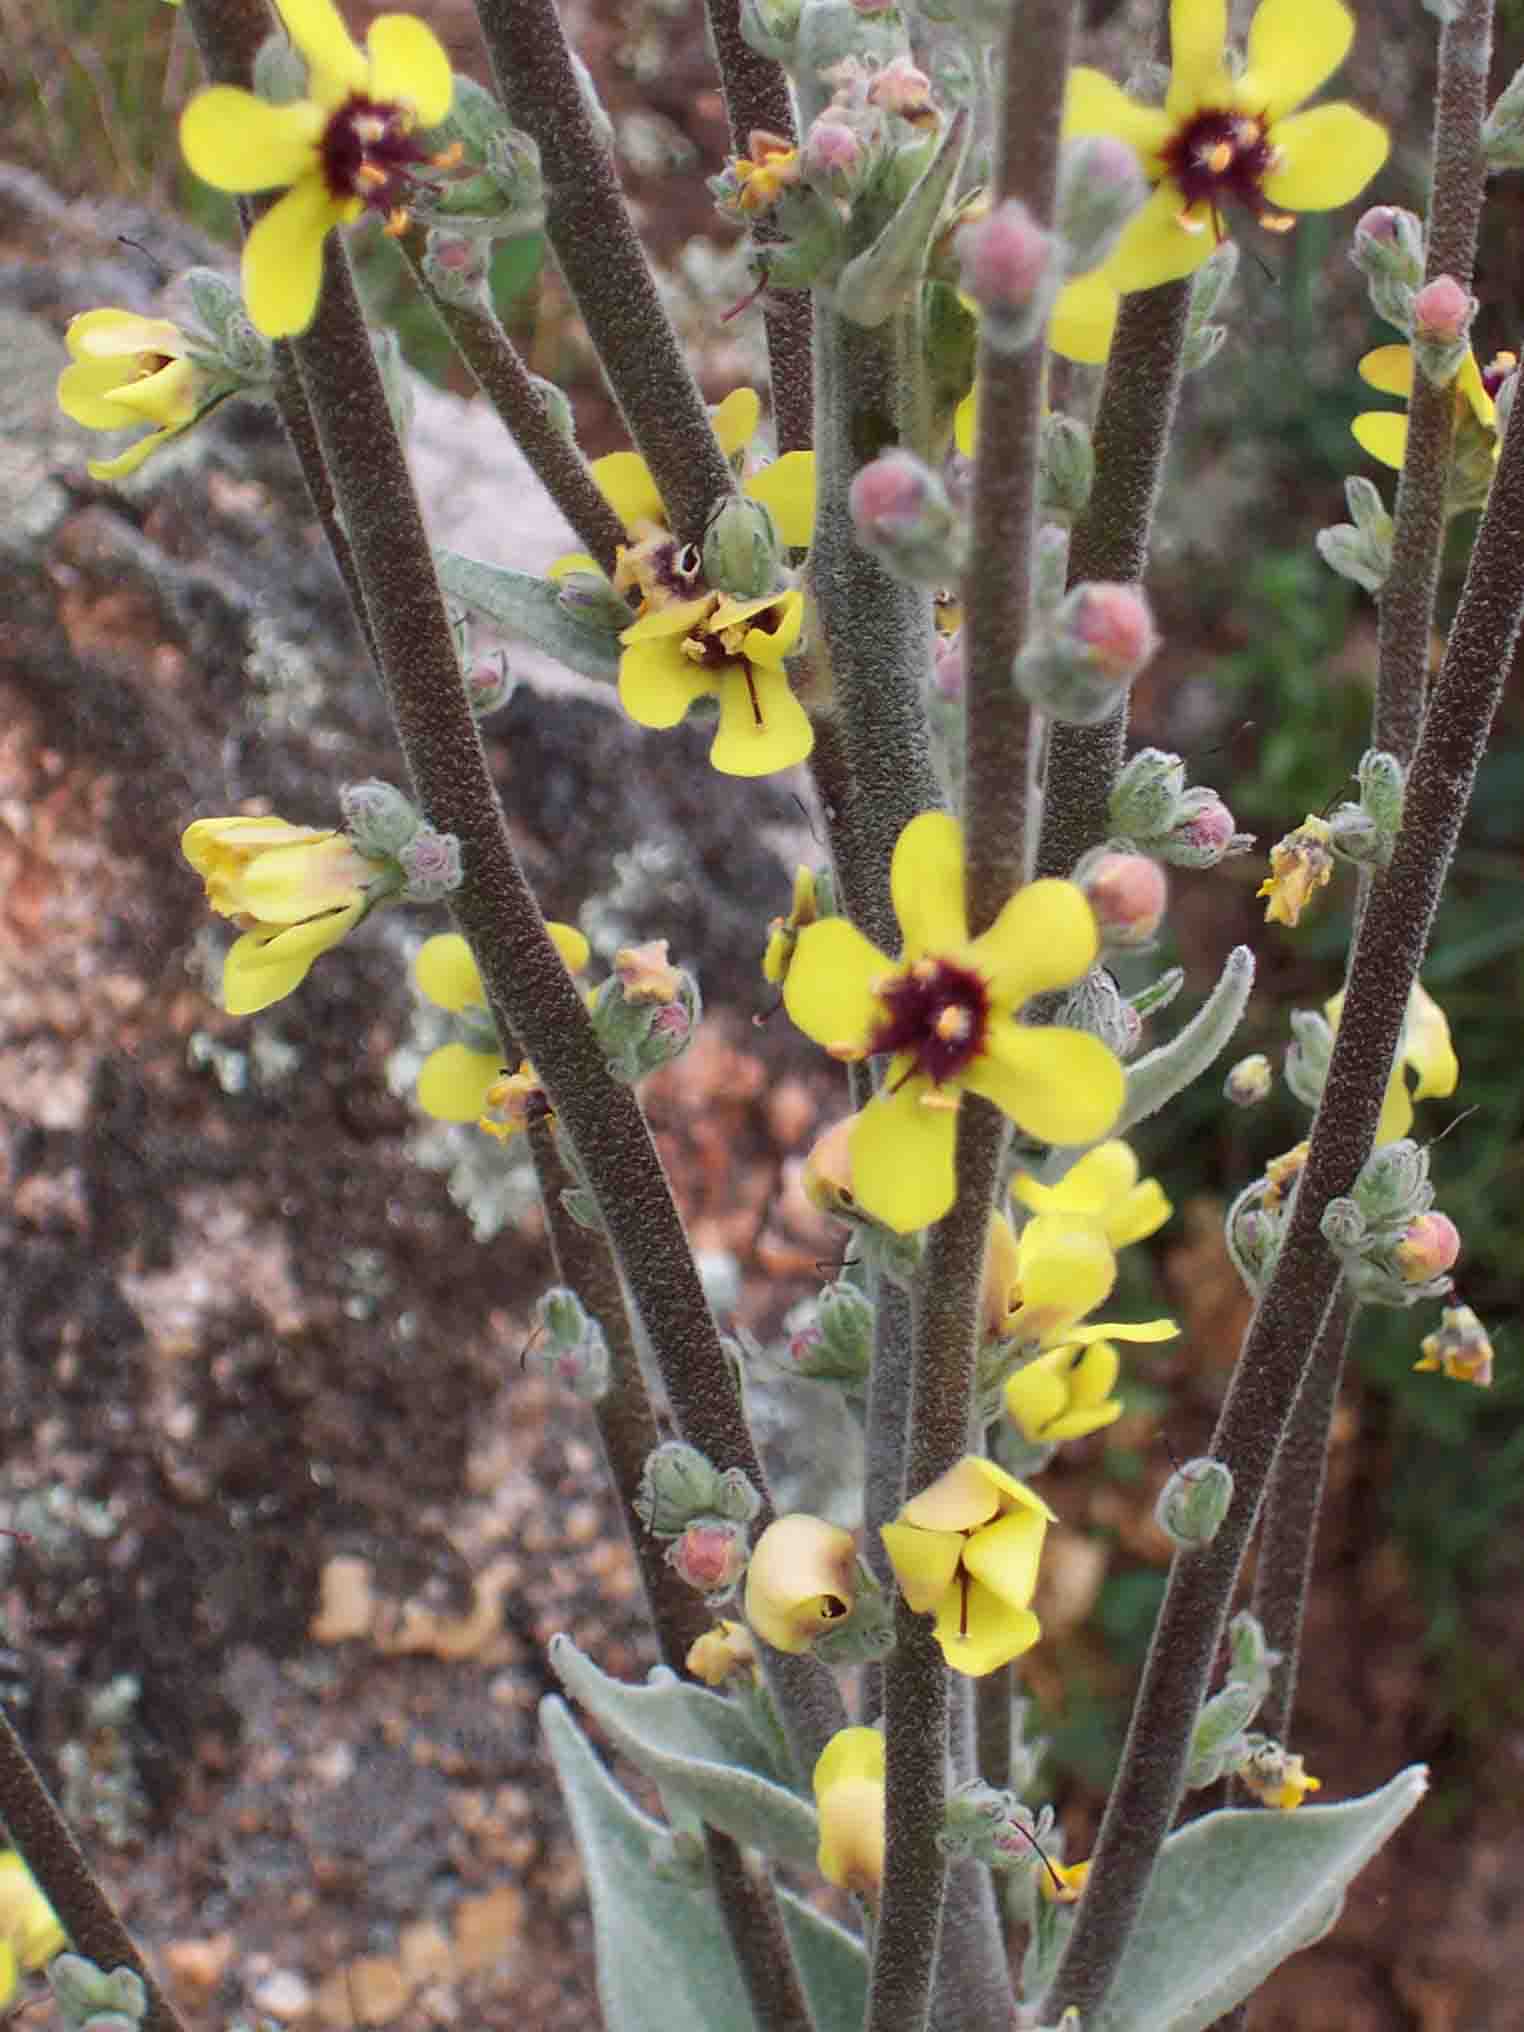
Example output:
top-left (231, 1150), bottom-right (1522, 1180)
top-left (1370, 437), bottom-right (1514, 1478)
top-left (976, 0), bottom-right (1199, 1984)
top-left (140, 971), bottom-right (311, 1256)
top-left (957, 199), bottom-right (1058, 317)
top-left (804, 118), bottom-right (863, 181)
top-left (1395, 1212), bottom-right (1460, 1282)
top-left (1062, 582), bottom-right (1160, 681)
top-left (849, 450), bottom-right (933, 541)
top-left (1354, 206), bottom-right (1401, 247)
top-left (1412, 275), bottom-right (1474, 346)
top-left (1083, 852), bottom-right (1167, 944)
top-left (867, 56), bottom-right (933, 121)
top-left (1179, 798), bottom-right (1234, 855)
top-left (667, 1518), bottom-right (750, 1596)
top-left (932, 632), bottom-right (965, 700)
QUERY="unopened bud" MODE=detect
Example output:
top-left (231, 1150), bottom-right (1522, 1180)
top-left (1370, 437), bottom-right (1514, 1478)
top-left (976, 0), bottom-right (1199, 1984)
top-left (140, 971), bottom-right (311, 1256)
top-left (636, 1441), bottom-right (760, 1538)
top-left (1185, 1679), bottom-right (1261, 1788)
top-left (1110, 747), bottom-right (1186, 839)
top-left (1351, 1137), bottom-right (1430, 1225)
top-left (1155, 1457), bottom-right (1233, 1548)
top-left (804, 117), bottom-right (866, 194)
top-left (1228, 1609), bottom-right (1279, 1696)
top-left (1014, 582), bottom-right (1158, 725)
top-left (1411, 275), bottom-right (1476, 389)
top-left (1224, 1053), bottom-right (1273, 1107)
top-left (1415, 1304), bottom-right (1494, 1386)
top-left (703, 492), bottom-right (781, 600)
top-left (397, 824), bottom-right (464, 902)
top-left (525, 1285), bottom-right (611, 1400)
top-left (867, 55), bottom-right (935, 124)
top-left (686, 1619), bottom-right (759, 1686)
top-left (1055, 134), bottom-right (1148, 276)
top-left (1349, 204), bottom-right (1424, 331)
top-left (1039, 411), bottom-right (1094, 520)
top-left (465, 654), bottom-right (515, 718)
top-left (745, 1514), bottom-right (857, 1653)
top-left (423, 231), bottom-right (491, 307)
top-left (738, 0), bottom-right (802, 60)
top-left (591, 945), bottom-right (701, 1080)
top-left (1078, 850), bottom-right (1167, 947)
top-left (50, 1959), bottom-right (147, 2026)
top-left (341, 778), bottom-right (420, 858)
top-left (956, 199), bottom-right (1063, 353)
top-left (667, 1517), bottom-right (751, 1597)
top-left (787, 1278), bottom-right (875, 1390)
top-left (1394, 1211), bottom-right (1460, 1282)
top-left (849, 450), bottom-right (967, 583)
top-left (1062, 582), bottom-right (1160, 680)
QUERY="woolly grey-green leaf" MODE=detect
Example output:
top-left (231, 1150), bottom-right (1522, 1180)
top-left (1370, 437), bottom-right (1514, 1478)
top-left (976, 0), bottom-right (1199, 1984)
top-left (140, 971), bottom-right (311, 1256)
top-left (542, 1697), bottom-right (866, 2032)
top-left (1089, 1765), bottom-right (1428, 2032)
top-left (549, 1635), bottom-right (819, 1869)
top-left (434, 552), bottom-right (623, 684)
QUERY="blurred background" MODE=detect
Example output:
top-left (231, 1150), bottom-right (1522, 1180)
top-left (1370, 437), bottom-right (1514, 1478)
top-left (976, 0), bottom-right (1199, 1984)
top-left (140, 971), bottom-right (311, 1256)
top-left (5, 0), bottom-right (1524, 2024)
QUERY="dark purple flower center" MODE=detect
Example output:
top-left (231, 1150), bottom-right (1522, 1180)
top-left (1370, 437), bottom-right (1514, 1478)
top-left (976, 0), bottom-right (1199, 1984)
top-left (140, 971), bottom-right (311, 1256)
top-left (1482, 348), bottom-right (1518, 400)
top-left (870, 955), bottom-right (989, 1087)
top-left (1161, 107), bottom-right (1284, 232)
top-left (321, 96), bottom-right (436, 219)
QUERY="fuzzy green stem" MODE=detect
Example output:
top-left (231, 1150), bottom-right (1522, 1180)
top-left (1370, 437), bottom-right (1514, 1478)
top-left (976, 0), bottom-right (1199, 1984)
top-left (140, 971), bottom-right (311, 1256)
top-left (1374, 0), bottom-right (1492, 764)
top-left (400, 227), bottom-right (626, 578)
top-left (1034, 280), bottom-right (1191, 880)
top-left (961, 0), bottom-right (1074, 921)
top-left (701, 0), bottom-right (815, 456)
top-left (475, 0), bottom-right (735, 545)
top-left (0, 1711), bottom-right (189, 2032)
top-left (1044, 291), bottom-right (1524, 2023)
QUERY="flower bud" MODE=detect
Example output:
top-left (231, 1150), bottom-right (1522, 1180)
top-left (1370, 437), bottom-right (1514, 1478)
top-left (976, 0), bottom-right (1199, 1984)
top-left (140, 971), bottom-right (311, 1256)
top-left (1393, 1211), bottom-right (1460, 1283)
top-left (1224, 1053), bottom-right (1273, 1107)
top-left (1039, 412), bottom-right (1095, 521)
top-left (591, 944), bottom-right (701, 1081)
top-left (703, 492), bottom-right (782, 600)
top-left (1161, 791), bottom-right (1250, 868)
top-left (397, 825), bottom-right (464, 903)
top-left (1185, 1679), bottom-right (1260, 1789)
top-left (525, 1286), bottom-right (611, 1401)
top-left (1412, 274), bottom-right (1476, 390)
top-left (1053, 966), bottom-right (1141, 1059)
top-left (956, 199), bottom-right (1063, 354)
top-left (867, 55), bottom-right (935, 125)
top-left (1282, 1007), bottom-right (1332, 1112)
top-left (762, 865), bottom-right (824, 986)
top-left (1078, 850), bottom-right (1167, 947)
top-left (848, 450), bottom-right (967, 585)
top-left (50, 1958), bottom-right (147, 2026)
top-left (1055, 134), bottom-right (1148, 277)
top-left (1350, 1137), bottom-right (1430, 1226)
top-left (745, 1515), bottom-right (858, 1653)
top-left (666, 1517), bottom-right (751, 1597)
top-left (422, 231), bottom-right (491, 307)
top-left (1237, 1742), bottom-right (1321, 1811)
top-left (636, 1441), bottom-right (759, 1539)
top-left (787, 1279), bottom-right (875, 1391)
top-left (942, 1782), bottom-right (1057, 1875)
top-left (1415, 1304), bottom-right (1494, 1386)
top-left (738, 0), bottom-right (802, 61)
top-left (1014, 582), bottom-right (1159, 725)
top-left (465, 654), bottom-right (515, 718)
top-left (179, 267), bottom-right (273, 383)
top-left (686, 1619), bottom-right (759, 1686)
top-left (1227, 1610), bottom-right (1279, 1697)
top-left (1319, 1196), bottom-right (1367, 1252)
top-left (804, 117), bottom-right (866, 195)
top-left (340, 778), bottom-right (421, 858)
top-left (1349, 204), bottom-right (1424, 331)
top-left (1110, 747), bottom-right (1187, 839)
top-left (813, 1727), bottom-right (885, 1895)
top-left (1154, 1457), bottom-right (1233, 1548)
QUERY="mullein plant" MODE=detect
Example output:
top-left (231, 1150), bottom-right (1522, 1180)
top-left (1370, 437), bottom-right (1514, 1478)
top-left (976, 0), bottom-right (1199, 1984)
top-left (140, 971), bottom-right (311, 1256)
top-left (32, 0), bottom-right (1524, 2028)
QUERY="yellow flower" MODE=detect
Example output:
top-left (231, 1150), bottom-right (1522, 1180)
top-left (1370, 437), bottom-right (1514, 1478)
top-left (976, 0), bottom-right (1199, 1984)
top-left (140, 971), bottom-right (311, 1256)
top-left (881, 1455), bottom-right (1056, 1677)
top-left (685, 1619), bottom-right (759, 1686)
top-left (619, 585), bottom-right (812, 777)
top-left (1039, 1857), bottom-right (1092, 1904)
top-left (0, 1852), bottom-right (65, 2009)
top-left (743, 1515), bottom-right (858, 1654)
top-left (1010, 1140), bottom-right (1172, 1251)
top-left (813, 1728), bottom-right (886, 1896)
top-left (56, 310), bottom-right (207, 481)
top-left (1005, 1341), bottom-right (1124, 1445)
top-left (182, 815), bottom-right (375, 1015)
top-left (1065, 0), bottom-right (1387, 295)
top-left (1324, 981), bottom-right (1457, 1145)
top-left (729, 131), bottom-right (803, 214)
top-left (413, 926), bottom-right (588, 1122)
top-left (1414, 1304), bottom-right (1493, 1387)
top-left (1352, 343), bottom-right (1505, 470)
top-left (1257, 814), bottom-right (1334, 927)
top-left (783, 814), bottom-right (1124, 1234)
top-left (179, 0), bottom-right (454, 337)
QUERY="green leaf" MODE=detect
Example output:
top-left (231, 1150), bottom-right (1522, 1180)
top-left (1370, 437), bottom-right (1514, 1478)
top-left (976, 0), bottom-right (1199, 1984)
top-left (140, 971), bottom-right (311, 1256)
top-left (1089, 1765), bottom-right (1428, 2032)
top-left (434, 551), bottom-right (622, 683)
top-left (549, 1635), bottom-right (819, 1870)
top-left (543, 1698), bottom-right (866, 2032)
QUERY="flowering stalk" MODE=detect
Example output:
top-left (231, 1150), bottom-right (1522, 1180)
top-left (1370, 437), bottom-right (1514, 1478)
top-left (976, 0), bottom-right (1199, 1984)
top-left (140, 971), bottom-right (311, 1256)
top-left (1373, 0), bottom-right (1493, 764)
top-left (1035, 279), bottom-right (1192, 879)
top-left (475, 0), bottom-right (735, 544)
top-left (1045, 214), bottom-right (1524, 2021)
top-left (398, 224), bottom-right (626, 577)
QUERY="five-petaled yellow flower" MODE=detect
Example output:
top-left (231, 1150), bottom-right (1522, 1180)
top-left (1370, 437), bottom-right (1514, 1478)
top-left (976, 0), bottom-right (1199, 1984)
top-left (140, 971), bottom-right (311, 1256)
top-left (1352, 342), bottom-right (1512, 473)
top-left (783, 813), bottom-right (1124, 1233)
top-left (56, 310), bottom-right (207, 482)
top-left (413, 927), bottom-right (588, 1123)
top-left (881, 1454), bottom-right (1056, 1677)
top-left (182, 816), bottom-right (376, 1014)
top-left (1065, 0), bottom-right (1387, 295)
top-left (179, 0), bottom-right (454, 337)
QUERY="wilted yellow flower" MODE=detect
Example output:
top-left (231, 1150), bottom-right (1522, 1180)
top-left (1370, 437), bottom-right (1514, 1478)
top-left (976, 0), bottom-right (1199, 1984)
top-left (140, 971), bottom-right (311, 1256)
top-left (743, 1515), bottom-right (857, 1654)
top-left (1258, 815), bottom-right (1334, 927)
top-left (1039, 1857), bottom-right (1092, 1904)
top-left (1415, 1304), bottom-right (1493, 1388)
top-left (1240, 1747), bottom-right (1322, 1811)
top-left (762, 866), bottom-right (820, 988)
top-left (685, 1620), bottom-right (759, 1687)
top-left (0, 1851), bottom-right (65, 2009)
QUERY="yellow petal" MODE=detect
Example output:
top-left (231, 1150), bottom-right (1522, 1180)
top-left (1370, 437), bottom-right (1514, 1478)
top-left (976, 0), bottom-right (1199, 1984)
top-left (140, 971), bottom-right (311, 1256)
top-left (58, 355), bottom-right (146, 428)
top-left (1358, 345), bottom-right (1413, 397)
top-left (1242, 0), bottom-right (1354, 125)
top-left (954, 387), bottom-right (976, 458)
top-left (87, 426), bottom-right (183, 482)
top-left (1021, 1140), bottom-right (1138, 1215)
top-left (1050, 270), bottom-right (1119, 367)
top-left (1016, 1213), bottom-right (1118, 1336)
top-left (417, 1042), bottom-right (501, 1121)
top-left (67, 308), bottom-right (185, 362)
top-left (1067, 1317), bottom-right (1178, 1345)
top-left (1403, 984), bottom-right (1458, 1100)
top-left (714, 386), bottom-right (762, 455)
top-left (1351, 411), bottom-right (1408, 468)
top-left (222, 908), bottom-right (356, 1013)
top-left (0, 1853), bottom-right (65, 1969)
top-left (1064, 68), bottom-right (1172, 165)
top-left (1104, 184), bottom-right (1216, 294)
top-left (1375, 1068), bottom-right (1414, 1145)
top-left (415, 932), bottom-right (484, 1010)
top-left (783, 918), bottom-right (890, 1052)
top-left (179, 87), bottom-right (325, 190)
top-left (851, 1080), bottom-right (959, 1233)
top-left (880, 1521), bottom-right (965, 1613)
top-left (745, 452), bottom-right (816, 548)
top-left (365, 14), bottom-right (454, 124)
top-left (1041, 1399), bottom-right (1124, 1442)
top-left (816, 1774), bottom-right (885, 1894)
top-left (592, 449), bottom-right (665, 532)
top-left (709, 665), bottom-right (813, 776)
top-left (105, 356), bottom-right (199, 426)
top-left (617, 637), bottom-right (712, 729)
top-left (549, 921), bottom-right (592, 975)
top-left (1004, 1361), bottom-right (1071, 1442)
top-left (0, 1942), bottom-right (16, 2015)
top-left (963, 1505), bottom-right (1047, 1608)
top-left (1166, 0), bottom-right (1232, 117)
top-left (745, 1515), bottom-right (857, 1652)
top-left (814, 1725), bottom-right (885, 1796)
top-left (621, 593), bottom-right (716, 643)
top-left (1105, 1179), bottom-right (1173, 1248)
top-left (742, 590), bottom-right (804, 664)
top-left (933, 1577), bottom-right (1040, 1676)
top-left (965, 1025), bottom-right (1124, 1148)
top-left (973, 878), bottom-right (1099, 1009)
top-left (275, 0), bottom-right (368, 103)
top-left (891, 811), bottom-right (968, 959)
top-left (1261, 103), bottom-right (1390, 211)
top-left (243, 177), bottom-right (351, 338)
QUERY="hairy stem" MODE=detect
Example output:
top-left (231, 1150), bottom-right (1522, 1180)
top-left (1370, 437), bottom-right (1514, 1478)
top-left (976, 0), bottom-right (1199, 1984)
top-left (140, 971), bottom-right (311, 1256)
top-left (476, 0), bottom-right (735, 544)
top-left (869, 1608), bottom-right (951, 2032)
top-left (1034, 280), bottom-right (1191, 880)
top-left (1044, 310), bottom-right (1524, 2022)
top-left (703, 1827), bottom-right (820, 2032)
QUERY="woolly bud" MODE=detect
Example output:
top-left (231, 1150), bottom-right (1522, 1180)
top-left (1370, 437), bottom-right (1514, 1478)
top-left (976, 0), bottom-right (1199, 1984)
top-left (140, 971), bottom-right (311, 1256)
top-left (1155, 1457), bottom-right (1233, 1549)
top-left (1078, 850), bottom-right (1168, 947)
top-left (525, 1286), bottom-right (611, 1401)
top-left (956, 199), bottom-right (1063, 353)
top-left (1039, 412), bottom-right (1094, 521)
top-left (803, 117), bottom-right (865, 195)
top-left (465, 655), bottom-right (515, 718)
top-left (397, 825), bottom-right (464, 903)
top-left (1317, 474), bottom-right (1394, 595)
top-left (1184, 1679), bottom-right (1261, 1789)
top-left (703, 492), bottom-right (782, 600)
top-left (1161, 791), bottom-right (1248, 868)
top-left (1411, 275), bottom-right (1476, 390)
top-left (738, 0), bottom-right (802, 60)
top-left (636, 1441), bottom-right (760, 1538)
top-left (422, 232), bottom-right (491, 307)
top-left (591, 941), bottom-right (700, 1080)
top-left (1393, 1211), bottom-right (1460, 1283)
top-left (1014, 582), bottom-right (1158, 724)
top-left (1110, 747), bottom-right (1187, 839)
top-left (1055, 134), bottom-right (1148, 277)
top-left (1223, 1053), bottom-right (1273, 1108)
top-left (341, 778), bottom-right (420, 858)
top-left (667, 1517), bottom-right (751, 1597)
top-left (1349, 204), bottom-right (1424, 332)
top-left (849, 450), bottom-right (967, 584)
